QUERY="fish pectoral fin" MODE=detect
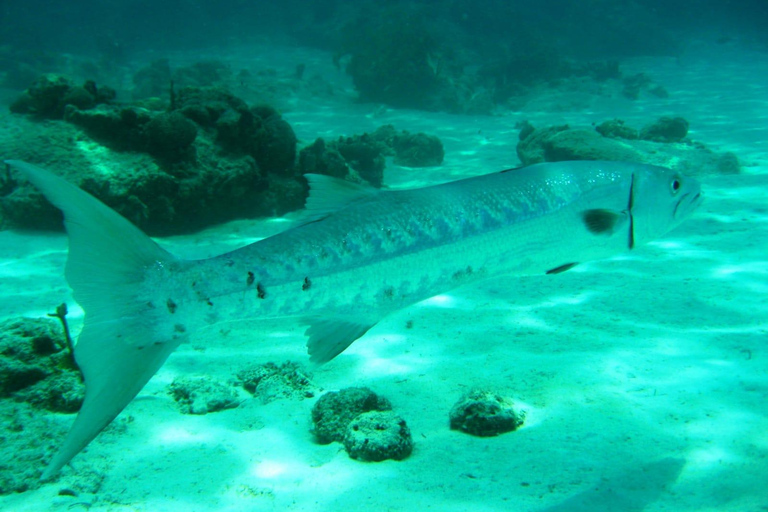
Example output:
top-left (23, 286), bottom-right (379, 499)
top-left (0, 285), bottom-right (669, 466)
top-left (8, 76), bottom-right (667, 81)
top-left (581, 209), bottom-right (628, 235)
top-left (301, 174), bottom-right (379, 223)
top-left (304, 317), bottom-right (377, 364)
top-left (546, 262), bottom-right (579, 275)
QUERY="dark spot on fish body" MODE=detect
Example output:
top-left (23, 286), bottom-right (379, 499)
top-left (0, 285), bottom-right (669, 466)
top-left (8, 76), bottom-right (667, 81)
top-left (247, 271), bottom-right (255, 286)
top-left (452, 265), bottom-right (474, 280)
top-left (311, 248), bottom-right (336, 268)
top-left (302, 277), bottom-right (312, 291)
top-left (166, 299), bottom-right (177, 314)
top-left (146, 301), bottom-right (156, 309)
top-left (206, 299), bottom-right (214, 306)
top-left (257, 283), bottom-right (267, 299)
top-left (174, 324), bottom-right (186, 333)
top-left (383, 286), bottom-right (395, 299)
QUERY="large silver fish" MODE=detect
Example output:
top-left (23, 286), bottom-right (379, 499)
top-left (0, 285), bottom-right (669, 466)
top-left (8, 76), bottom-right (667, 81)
top-left (5, 159), bottom-right (701, 478)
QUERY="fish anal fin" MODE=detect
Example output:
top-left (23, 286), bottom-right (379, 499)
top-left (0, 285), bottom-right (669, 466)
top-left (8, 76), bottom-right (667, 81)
top-left (581, 209), bottom-right (627, 235)
top-left (304, 317), bottom-right (376, 364)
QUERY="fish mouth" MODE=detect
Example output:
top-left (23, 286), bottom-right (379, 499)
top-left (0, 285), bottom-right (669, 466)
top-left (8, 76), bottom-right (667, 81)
top-left (674, 190), bottom-right (703, 219)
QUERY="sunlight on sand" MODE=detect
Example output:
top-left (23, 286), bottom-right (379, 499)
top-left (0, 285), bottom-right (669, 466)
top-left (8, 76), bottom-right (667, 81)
top-left (253, 459), bottom-right (289, 478)
top-left (353, 334), bottom-right (421, 376)
top-left (686, 446), bottom-right (733, 469)
top-left (156, 425), bottom-right (214, 445)
top-left (420, 294), bottom-right (456, 308)
top-left (712, 261), bottom-right (768, 277)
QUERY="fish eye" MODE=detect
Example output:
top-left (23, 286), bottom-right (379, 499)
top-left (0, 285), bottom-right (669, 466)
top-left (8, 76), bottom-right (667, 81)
top-left (670, 177), bottom-right (682, 195)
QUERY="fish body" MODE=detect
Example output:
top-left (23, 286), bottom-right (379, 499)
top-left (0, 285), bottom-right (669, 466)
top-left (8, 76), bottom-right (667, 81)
top-left (5, 159), bottom-right (701, 477)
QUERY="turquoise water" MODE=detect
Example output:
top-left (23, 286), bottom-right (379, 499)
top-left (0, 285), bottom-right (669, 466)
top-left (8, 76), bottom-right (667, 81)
top-left (1, 4), bottom-right (767, 511)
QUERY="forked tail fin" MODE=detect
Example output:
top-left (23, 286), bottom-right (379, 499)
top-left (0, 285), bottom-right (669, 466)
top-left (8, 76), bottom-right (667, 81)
top-left (6, 160), bottom-right (182, 479)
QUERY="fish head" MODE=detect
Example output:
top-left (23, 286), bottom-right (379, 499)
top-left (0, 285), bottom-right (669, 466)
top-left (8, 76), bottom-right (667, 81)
top-left (630, 163), bottom-right (702, 245)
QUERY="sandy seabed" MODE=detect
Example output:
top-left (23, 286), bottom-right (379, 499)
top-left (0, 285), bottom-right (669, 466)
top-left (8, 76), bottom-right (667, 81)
top-left (1, 40), bottom-right (767, 511)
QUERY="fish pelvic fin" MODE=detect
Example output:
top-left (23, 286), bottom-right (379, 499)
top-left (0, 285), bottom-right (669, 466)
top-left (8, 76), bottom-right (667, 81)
top-left (305, 316), bottom-right (376, 364)
top-left (6, 160), bottom-right (182, 479)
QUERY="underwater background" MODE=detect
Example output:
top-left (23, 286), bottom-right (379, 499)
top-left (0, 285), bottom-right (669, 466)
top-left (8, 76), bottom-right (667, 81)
top-left (1, 1), bottom-right (767, 510)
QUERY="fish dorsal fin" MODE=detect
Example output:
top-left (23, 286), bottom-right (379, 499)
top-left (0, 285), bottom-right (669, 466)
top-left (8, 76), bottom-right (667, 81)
top-left (303, 174), bottom-right (378, 222)
top-left (581, 209), bottom-right (628, 235)
top-left (304, 316), bottom-right (377, 364)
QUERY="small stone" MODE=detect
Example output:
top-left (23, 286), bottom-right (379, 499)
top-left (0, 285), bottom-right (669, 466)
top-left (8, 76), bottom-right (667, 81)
top-left (716, 152), bottom-right (741, 174)
top-left (449, 390), bottom-right (525, 437)
top-left (596, 119), bottom-right (638, 140)
top-left (168, 376), bottom-right (240, 414)
top-left (649, 85), bottom-right (670, 98)
top-left (236, 361), bottom-right (317, 403)
top-left (392, 132), bottom-right (444, 167)
top-left (343, 411), bottom-right (413, 462)
top-left (639, 116), bottom-right (689, 143)
top-left (311, 387), bottom-right (391, 444)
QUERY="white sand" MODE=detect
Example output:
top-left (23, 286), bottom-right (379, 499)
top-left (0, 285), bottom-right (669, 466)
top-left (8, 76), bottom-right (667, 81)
top-left (1, 40), bottom-right (767, 511)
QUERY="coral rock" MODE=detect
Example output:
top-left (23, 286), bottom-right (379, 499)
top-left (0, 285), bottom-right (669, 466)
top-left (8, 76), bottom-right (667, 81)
top-left (449, 390), bottom-right (525, 437)
top-left (344, 411), bottom-right (413, 462)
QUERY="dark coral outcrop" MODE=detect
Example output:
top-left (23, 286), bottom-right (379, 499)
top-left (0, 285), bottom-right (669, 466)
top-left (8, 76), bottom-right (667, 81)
top-left (516, 119), bottom-right (739, 177)
top-left (4, 78), bottom-right (306, 234)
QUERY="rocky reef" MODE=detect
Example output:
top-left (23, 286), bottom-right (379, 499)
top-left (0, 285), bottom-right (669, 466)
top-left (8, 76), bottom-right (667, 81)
top-left (0, 315), bottom-right (86, 492)
top-left (1, 74), bottom-right (446, 235)
top-left (298, 124), bottom-right (444, 188)
top-left (2, 76), bottom-right (303, 234)
top-left (516, 117), bottom-right (740, 176)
